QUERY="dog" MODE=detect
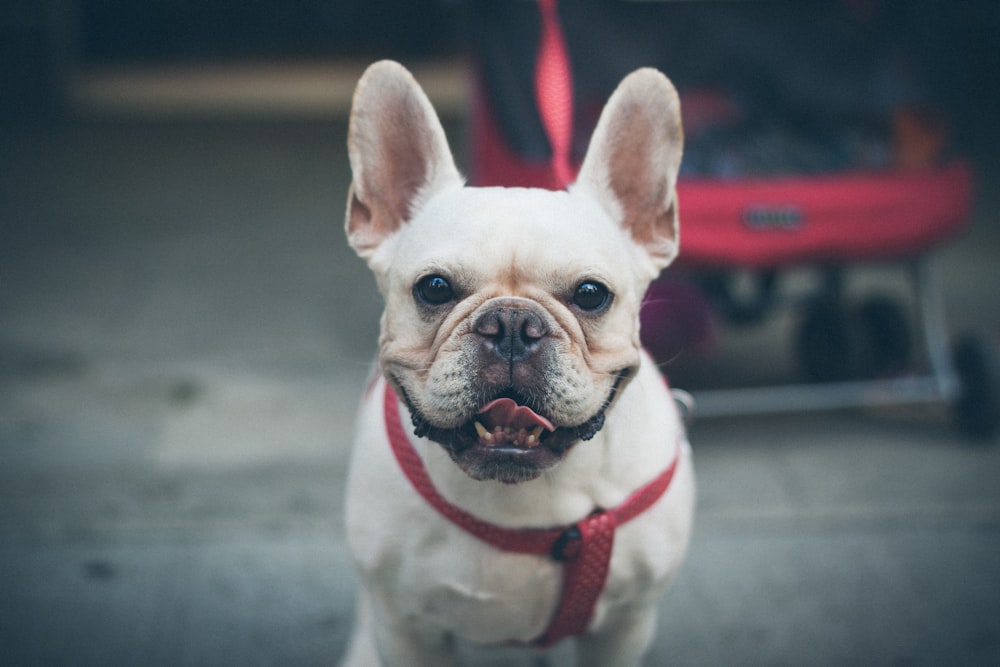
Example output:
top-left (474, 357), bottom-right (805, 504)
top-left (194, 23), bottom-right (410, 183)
top-left (340, 60), bottom-right (695, 667)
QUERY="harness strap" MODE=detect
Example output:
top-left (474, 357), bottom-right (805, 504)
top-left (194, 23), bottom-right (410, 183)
top-left (535, 0), bottom-right (575, 189)
top-left (535, 508), bottom-right (617, 647)
top-left (382, 381), bottom-right (680, 646)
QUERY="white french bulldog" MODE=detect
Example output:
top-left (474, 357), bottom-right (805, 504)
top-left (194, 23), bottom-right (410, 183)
top-left (341, 60), bottom-right (695, 667)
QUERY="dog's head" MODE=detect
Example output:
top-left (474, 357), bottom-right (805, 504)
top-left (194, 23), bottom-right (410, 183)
top-left (346, 61), bottom-right (682, 484)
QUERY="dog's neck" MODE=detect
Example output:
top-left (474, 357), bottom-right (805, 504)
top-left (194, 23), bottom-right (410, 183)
top-left (398, 358), bottom-right (678, 528)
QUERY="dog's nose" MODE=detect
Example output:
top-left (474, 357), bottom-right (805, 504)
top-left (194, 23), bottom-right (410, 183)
top-left (473, 306), bottom-right (549, 362)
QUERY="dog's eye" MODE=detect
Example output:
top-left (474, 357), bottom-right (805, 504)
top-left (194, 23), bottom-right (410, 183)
top-left (572, 281), bottom-right (612, 312)
top-left (414, 275), bottom-right (454, 305)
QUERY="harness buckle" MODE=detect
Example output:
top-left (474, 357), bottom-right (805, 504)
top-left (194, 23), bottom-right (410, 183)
top-left (550, 525), bottom-right (582, 561)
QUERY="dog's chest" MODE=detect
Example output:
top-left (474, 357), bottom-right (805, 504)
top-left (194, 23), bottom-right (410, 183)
top-left (403, 539), bottom-right (562, 643)
top-left (384, 506), bottom-right (676, 645)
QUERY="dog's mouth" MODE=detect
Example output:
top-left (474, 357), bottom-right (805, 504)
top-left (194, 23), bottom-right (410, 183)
top-left (399, 372), bottom-right (629, 484)
top-left (473, 397), bottom-right (555, 448)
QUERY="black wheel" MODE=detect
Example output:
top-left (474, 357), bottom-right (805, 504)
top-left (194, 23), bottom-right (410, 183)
top-left (700, 270), bottom-right (778, 327)
top-left (952, 335), bottom-right (1000, 440)
top-left (853, 296), bottom-right (912, 378)
top-left (796, 299), bottom-right (852, 383)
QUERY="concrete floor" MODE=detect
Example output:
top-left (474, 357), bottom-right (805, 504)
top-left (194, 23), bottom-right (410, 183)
top-left (2, 115), bottom-right (999, 666)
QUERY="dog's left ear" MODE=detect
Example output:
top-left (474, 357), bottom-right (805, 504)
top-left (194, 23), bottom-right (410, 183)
top-left (574, 68), bottom-right (683, 272)
top-left (345, 60), bottom-right (462, 261)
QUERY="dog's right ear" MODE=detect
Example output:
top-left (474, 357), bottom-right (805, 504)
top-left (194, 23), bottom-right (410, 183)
top-left (345, 60), bottom-right (462, 261)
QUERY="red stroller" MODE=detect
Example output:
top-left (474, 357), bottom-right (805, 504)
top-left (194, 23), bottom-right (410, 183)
top-left (466, 0), bottom-right (999, 437)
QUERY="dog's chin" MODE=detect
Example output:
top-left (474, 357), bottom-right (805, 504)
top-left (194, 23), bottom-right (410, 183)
top-left (410, 413), bottom-right (608, 485)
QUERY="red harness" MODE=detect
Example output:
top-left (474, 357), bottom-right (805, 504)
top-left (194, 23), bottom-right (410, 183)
top-left (382, 382), bottom-right (680, 647)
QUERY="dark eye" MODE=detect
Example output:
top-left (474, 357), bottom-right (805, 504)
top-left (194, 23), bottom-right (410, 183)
top-left (572, 281), bottom-right (611, 312)
top-left (414, 275), bottom-right (454, 305)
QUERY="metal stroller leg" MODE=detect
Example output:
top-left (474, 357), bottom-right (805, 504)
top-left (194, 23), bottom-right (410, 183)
top-left (912, 259), bottom-right (960, 403)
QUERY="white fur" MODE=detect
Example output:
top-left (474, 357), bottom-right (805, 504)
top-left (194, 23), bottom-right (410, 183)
top-left (341, 60), bottom-right (693, 667)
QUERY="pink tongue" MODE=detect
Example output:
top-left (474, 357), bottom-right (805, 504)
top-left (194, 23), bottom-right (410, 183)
top-left (477, 398), bottom-right (555, 432)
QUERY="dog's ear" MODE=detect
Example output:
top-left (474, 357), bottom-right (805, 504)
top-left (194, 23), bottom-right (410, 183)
top-left (345, 60), bottom-right (462, 260)
top-left (574, 68), bottom-right (683, 272)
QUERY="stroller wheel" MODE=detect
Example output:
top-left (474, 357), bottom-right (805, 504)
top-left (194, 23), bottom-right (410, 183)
top-left (796, 299), bottom-right (851, 383)
top-left (952, 335), bottom-right (1000, 440)
top-left (854, 296), bottom-right (912, 378)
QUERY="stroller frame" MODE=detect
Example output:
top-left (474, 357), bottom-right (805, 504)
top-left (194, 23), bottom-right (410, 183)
top-left (691, 258), bottom-right (960, 418)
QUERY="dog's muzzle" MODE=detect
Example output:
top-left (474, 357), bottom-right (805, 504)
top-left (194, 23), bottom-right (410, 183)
top-left (394, 298), bottom-right (634, 483)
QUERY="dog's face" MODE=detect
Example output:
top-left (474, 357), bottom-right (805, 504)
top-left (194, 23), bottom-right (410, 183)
top-left (346, 61), bottom-right (682, 484)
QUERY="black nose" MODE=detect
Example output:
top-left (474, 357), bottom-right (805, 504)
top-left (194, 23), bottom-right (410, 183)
top-left (473, 306), bottom-right (549, 362)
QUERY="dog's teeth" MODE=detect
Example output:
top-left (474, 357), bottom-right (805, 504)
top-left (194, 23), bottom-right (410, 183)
top-left (474, 421), bottom-right (493, 442)
top-left (531, 425), bottom-right (544, 440)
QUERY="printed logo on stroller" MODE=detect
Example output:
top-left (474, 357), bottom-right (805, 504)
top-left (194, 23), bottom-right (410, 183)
top-left (743, 205), bottom-right (803, 231)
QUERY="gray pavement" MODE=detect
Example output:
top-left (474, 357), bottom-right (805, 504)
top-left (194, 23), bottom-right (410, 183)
top-left (2, 117), bottom-right (999, 666)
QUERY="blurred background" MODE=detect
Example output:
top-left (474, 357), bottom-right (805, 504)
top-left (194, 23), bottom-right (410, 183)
top-left (2, 1), bottom-right (999, 665)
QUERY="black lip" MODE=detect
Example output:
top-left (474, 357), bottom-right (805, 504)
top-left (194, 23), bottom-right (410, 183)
top-left (410, 412), bottom-right (585, 455)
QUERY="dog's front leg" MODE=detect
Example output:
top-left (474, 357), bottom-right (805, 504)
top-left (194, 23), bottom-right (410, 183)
top-left (374, 617), bottom-right (457, 667)
top-left (340, 590), bottom-right (381, 667)
top-left (342, 588), bottom-right (458, 667)
top-left (575, 605), bottom-right (659, 667)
